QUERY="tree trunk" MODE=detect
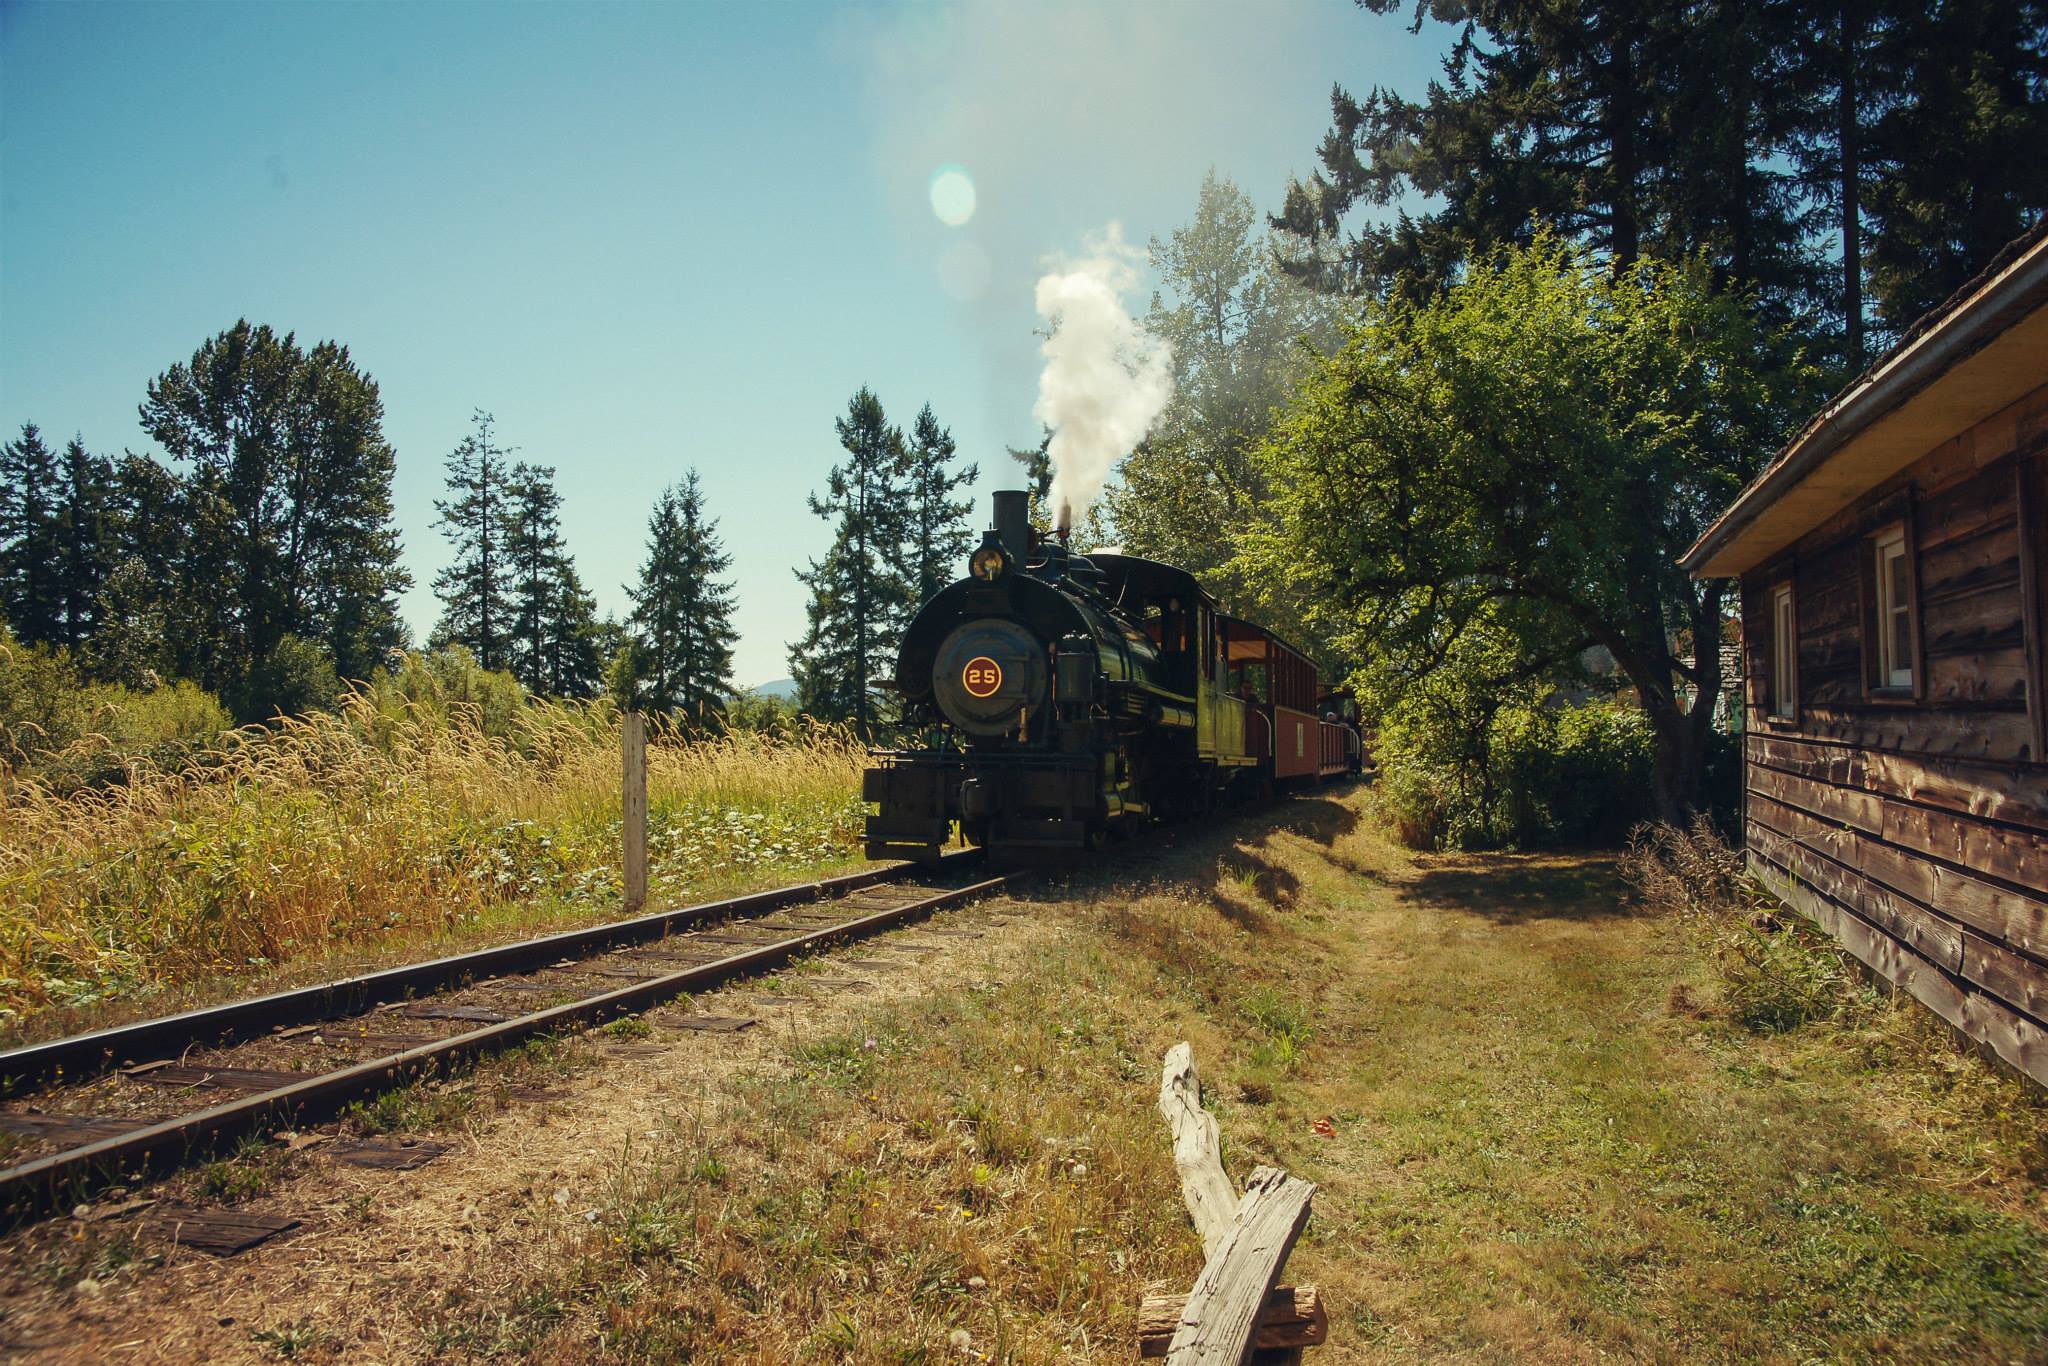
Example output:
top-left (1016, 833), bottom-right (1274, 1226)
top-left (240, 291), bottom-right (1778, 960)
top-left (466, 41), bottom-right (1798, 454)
top-left (1840, 2), bottom-right (1865, 371)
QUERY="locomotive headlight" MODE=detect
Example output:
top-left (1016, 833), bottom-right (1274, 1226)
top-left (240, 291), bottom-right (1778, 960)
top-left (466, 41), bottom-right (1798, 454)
top-left (970, 542), bottom-right (1008, 582)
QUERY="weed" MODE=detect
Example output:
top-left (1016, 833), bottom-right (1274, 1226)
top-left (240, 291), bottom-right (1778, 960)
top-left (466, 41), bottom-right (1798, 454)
top-left (1625, 817), bottom-right (1851, 1032)
top-left (344, 1081), bottom-right (473, 1135)
top-left (1719, 909), bottom-right (1849, 1032)
top-left (248, 1321), bottom-right (325, 1358)
top-left (596, 1015), bottom-right (652, 1040)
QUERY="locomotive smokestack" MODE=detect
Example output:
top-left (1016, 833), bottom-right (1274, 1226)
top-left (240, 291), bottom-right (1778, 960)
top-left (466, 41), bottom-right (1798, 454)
top-left (1056, 499), bottom-right (1073, 543)
top-left (992, 490), bottom-right (1031, 566)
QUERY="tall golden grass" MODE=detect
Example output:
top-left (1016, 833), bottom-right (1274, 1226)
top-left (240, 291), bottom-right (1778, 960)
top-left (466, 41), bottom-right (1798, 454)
top-left (0, 690), bottom-right (868, 1024)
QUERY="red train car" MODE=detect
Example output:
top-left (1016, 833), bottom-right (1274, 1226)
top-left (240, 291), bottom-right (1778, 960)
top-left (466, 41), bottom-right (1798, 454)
top-left (1218, 615), bottom-right (1362, 785)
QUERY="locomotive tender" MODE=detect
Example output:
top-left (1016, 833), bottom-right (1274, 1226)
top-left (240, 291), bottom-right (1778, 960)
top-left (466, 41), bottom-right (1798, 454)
top-left (864, 491), bottom-right (1362, 863)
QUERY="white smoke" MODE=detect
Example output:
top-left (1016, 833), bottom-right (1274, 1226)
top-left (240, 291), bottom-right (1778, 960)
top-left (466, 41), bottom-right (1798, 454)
top-left (1031, 225), bottom-right (1174, 531)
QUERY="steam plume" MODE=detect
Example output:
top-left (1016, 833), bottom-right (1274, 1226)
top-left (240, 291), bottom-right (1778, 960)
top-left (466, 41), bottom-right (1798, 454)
top-left (1031, 225), bottom-right (1173, 531)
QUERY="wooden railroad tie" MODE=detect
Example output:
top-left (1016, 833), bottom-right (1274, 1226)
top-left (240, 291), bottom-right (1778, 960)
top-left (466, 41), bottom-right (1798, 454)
top-left (1141, 1042), bottom-right (1326, 1364)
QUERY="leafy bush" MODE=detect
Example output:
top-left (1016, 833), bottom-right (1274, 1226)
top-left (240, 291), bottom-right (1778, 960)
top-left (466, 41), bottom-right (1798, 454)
top-left (0, 627), bottom-right (233, 791)
top-left (1368, 640), bottom-right (1656, 850)
top-left (241, 633), bottom-right (342, 718)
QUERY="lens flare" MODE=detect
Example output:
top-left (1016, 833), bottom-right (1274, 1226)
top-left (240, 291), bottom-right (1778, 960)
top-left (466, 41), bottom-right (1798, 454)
top-left (928, 165), bottom-right (976, 226)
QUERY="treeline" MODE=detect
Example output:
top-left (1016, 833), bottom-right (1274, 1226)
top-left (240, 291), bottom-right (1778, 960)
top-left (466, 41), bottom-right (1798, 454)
top-left (0, 320), bottom-right (986, 743)
top-left (2, 323), bottom-right (408, 718)
top-left (0, 320), bottom-right (748, 728)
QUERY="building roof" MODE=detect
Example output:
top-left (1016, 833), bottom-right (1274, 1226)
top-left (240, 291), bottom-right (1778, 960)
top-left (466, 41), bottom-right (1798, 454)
top-left (1682, 220), bottom-right (2048, 578)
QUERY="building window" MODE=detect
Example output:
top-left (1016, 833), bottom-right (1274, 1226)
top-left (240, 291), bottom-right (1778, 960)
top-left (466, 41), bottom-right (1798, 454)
top-left (1771, 583), bottom-right (1797, 719)
top-left (1872, 526), bottom-right (1913, 690)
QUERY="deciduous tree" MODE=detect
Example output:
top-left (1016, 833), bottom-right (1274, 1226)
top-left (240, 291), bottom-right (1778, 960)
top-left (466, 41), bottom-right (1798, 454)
top-left (1244, 235), bottom-right (1823, 819)
top-left (1108, 171), bottom-right (1335, 628)
top-left (140, 320), bottom-right (409, 713)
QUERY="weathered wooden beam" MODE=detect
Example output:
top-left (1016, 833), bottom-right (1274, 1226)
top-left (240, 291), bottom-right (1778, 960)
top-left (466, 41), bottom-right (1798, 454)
top-left (1157, 1041), bottom-right (1237, 1259)
top-left (623, 711), bottom-right (648, 914)
top-left (1164, 1165), bottom-right (1316, 1365)
top-left (1137, 1286), bottom-right (1326, 1358)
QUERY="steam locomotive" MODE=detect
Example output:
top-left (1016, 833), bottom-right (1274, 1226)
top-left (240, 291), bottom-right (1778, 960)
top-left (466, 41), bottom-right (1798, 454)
top-left (863, 491), bottom-right (1362, 862)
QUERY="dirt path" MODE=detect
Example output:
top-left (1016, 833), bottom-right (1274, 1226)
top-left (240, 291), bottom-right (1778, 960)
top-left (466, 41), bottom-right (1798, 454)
top-left (1, 788), bottom-right (2042, 1364)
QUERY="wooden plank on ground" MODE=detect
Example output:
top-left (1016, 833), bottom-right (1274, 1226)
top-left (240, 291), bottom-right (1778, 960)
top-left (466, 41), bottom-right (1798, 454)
top-left (128, 1066), bottom-right (310, 1092)
top-left (1164, 1166), bottom-right (1316, 1365)
top-left (328, 1137), bottom-right (450, 1170)
top-left (1139, 1286), bottom-right (1326, 1358)
top-left (146, 1209), bottom-right (300, 1256)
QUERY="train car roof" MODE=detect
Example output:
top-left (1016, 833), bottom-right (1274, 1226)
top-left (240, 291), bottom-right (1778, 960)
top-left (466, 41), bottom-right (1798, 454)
top-left (1218, 612), bottom-right (1318, 671)
top-left (1082, 552), bottom-right (1214, 612)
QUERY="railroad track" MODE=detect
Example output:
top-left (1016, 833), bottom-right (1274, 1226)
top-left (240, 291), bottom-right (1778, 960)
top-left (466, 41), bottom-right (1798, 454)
top-left (0, 855), bottom-right (1012, 1228)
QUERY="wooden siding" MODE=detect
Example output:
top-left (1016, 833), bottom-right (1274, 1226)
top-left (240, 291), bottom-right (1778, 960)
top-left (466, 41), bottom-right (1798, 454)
top-left (1740, 383), bottom-right (2048, 1086)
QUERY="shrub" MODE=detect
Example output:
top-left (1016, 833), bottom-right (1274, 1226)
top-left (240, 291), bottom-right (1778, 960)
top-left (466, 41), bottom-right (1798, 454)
top-left (0, 627), bottom-right (234, 792)
top-left (1373, 689), bottom-right (1656, 850)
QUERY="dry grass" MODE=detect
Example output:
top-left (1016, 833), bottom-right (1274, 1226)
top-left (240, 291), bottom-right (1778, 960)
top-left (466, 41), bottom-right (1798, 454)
top-left (0, 690), bottom-right (868, 1027)
top-left (2, 790), bottom-right (2042, 1363)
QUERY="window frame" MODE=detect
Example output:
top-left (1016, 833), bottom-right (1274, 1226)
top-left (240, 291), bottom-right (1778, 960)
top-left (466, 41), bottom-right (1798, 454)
top-left (1873, 527), bottom-right (1912, 689)
top-left (1769, 580), bottom-right (1798, 722)
top-left (1859, 503), bottom-right (1924, 702)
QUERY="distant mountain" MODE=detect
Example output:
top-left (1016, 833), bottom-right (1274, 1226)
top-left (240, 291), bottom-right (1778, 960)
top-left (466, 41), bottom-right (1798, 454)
top-left (743, 677), bottom-right (798, 701)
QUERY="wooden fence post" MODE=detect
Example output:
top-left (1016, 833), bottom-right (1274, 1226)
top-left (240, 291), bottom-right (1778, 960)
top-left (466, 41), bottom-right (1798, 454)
top-left (623, 711), bottom-right (647, 914)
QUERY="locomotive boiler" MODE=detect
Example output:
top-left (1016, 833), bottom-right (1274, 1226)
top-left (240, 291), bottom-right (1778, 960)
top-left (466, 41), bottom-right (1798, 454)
top-left (863, 491), bottom-right (1361, 862)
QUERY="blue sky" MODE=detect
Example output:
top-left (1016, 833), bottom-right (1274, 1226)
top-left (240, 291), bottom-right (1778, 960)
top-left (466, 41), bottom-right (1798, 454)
top-left (0, 0), bottom-right (1443, 687)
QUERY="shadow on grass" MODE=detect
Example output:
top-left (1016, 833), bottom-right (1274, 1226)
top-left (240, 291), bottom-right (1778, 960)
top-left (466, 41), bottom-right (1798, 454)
top-left (1270, 792), bottom-right (1363, 846)
top-left (1396, 849), bottom-right (1635, 924)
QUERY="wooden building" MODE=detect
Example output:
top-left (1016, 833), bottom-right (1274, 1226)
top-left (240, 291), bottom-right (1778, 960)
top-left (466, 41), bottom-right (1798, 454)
top-left (1681, 224), bottom-right (2048, 1086)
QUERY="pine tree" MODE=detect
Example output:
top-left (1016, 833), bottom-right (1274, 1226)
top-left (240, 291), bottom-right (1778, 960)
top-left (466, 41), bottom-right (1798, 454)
top-left (94, 453), bottom-right (191, 685)
top-left (53, 437), bottom-right (114, 650)
top-left (0, 424), bottom-right (62, 644)
top-left (628, 472), bottom-right (738, 720)
top-left (431, 410), bottom-right (514, 672)
top-left (789, 389), bottom-right (910, 731)
top-left (1862, 0), bottom-right (2048, 333)
top-left (503, 461), bottom-right (568, 692)
top-left (139, 321), bottom-right (410, 712)
top-left (539, 558), bottom-right (604, 699)
top-left (902, 404), bottom-right (978, 608)
top-left (1276, 3), bottom-right (1819, 318)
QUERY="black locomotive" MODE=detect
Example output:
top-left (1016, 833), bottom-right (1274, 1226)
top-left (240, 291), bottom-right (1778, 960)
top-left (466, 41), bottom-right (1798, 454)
top-left (863, 491), bottom-right (1361, 862)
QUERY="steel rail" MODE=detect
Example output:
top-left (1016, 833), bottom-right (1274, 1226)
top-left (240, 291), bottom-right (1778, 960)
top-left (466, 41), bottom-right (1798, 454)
top-left (0, 873), bottom-right (1014, 1223)
top-left (0, 855), bottom-right (976, 1098)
